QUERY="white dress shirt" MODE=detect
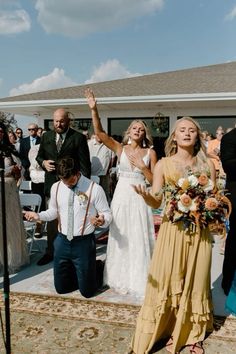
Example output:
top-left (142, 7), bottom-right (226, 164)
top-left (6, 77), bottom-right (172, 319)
top-left (28, 144), bottom-right (45, 183)
top-left (88, 138), bottom-right (113, 176)
top-left (56, 131), bottom-right (67, 144)
top-left (30, 137), bottom-right (37, 147)
top-left (38, 175), bottom-right (112, 236)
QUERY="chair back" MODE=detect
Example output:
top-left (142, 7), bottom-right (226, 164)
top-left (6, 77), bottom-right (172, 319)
top-left (19, 193), bottom-right (42, 255)
top-left (19, 193), bottom-right (42, 213)
top-left (19, 180), bottom-right (32, 192)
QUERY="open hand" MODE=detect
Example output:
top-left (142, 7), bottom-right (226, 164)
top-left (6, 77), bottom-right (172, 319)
top-left (132, 184), bottom-right (162, 208)
top-left (85, 88), bottom-right (97, 110)
top-left (23, 211), bottom-right (39, 222)
top-left (132, 184), bottom-right (150, 198)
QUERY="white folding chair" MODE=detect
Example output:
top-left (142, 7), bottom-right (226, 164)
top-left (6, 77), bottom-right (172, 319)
top-left (19, 180), bottom-right (32, 193)
top-left (19, 193), bottom-right (42, 255)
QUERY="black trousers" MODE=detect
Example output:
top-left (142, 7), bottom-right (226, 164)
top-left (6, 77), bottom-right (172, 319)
top-left (53, 233), bottom-right (97, 298)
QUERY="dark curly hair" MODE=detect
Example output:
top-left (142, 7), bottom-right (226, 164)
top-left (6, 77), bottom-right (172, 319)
top-left (57, 157), bottom-right (80, 179)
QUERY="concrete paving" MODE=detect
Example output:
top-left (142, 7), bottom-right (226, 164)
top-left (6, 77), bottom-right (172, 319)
top-left (0, 232), bottom-right (232, 312)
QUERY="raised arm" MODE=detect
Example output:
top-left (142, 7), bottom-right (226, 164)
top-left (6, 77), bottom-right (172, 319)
top-left (85, 88), bottom-right (122, 155)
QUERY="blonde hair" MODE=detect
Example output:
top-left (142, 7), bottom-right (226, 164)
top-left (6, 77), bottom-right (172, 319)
top-left (122, 120), bottom-right (153, 147)
top-left (165, 117), bottom-right (206, 157)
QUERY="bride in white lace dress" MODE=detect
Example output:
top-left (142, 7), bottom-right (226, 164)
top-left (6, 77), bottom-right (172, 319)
top-left (86, 89), bottom-right (157, 298)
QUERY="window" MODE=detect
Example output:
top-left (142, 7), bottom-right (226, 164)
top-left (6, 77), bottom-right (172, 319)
top-left (108, 117), bottom-right (169, 159)
top-left (178, 116), bottom-right (236, 135)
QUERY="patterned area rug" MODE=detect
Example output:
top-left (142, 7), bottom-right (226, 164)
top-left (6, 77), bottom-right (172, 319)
top-left (0, 292), bottom-right (236, 353)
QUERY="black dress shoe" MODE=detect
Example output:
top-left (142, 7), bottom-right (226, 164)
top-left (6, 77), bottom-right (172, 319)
top-left (34, 232), bottom-right (43, 239)
top-left (37, 254), bottom-right (53, 266)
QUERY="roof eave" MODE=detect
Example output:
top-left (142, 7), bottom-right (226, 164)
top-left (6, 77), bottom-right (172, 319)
top-left (1, 92), bottom-right (236, 110)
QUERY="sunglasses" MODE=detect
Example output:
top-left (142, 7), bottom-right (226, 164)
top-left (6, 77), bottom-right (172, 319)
top-left (28, 128), bottom-right (36, 131)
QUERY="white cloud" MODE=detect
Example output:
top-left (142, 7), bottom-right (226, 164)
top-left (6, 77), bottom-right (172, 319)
top-left (35, 0), bottom-right (164, 37)
top-left (9, 68), bottom-right (77, 96)
top-left (85, 59), bottom-right (140, 83)
top-left (0, 10), bottom-right (31, 34)
top-left (225, 6), bottom-right (236, 21)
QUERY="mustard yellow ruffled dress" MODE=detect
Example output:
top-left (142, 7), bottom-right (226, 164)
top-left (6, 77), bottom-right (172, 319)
top-left (131, 157), bottom-right (213, 354)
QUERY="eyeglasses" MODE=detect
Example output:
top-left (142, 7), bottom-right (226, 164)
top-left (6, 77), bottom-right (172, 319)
top-left (28, 128), bottom-right (36, 131)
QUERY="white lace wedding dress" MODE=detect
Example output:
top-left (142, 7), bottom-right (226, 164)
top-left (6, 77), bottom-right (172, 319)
top-left (103, 148), bottom-right (155, 299)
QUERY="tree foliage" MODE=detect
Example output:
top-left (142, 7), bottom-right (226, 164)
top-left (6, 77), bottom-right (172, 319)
top-left (0, 111), bottom-right (17, 131)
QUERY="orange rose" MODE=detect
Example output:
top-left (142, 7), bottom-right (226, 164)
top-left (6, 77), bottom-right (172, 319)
top-left (198, 174), bottom-right (209, 186)
top-left (178, 193), bottom-right (196, 213)
top-left (180, 193), bottom-right (192, 207)
top-left (205, 197), bottom-right (218, 211)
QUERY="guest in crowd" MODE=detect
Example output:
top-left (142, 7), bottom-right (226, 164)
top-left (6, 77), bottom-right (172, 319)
top-left (37, 127), bottom-right (45, 137)
top-left (15, 127), bottom-right (23, 140)
top-left (0, 124), bottom-right (21, 182)
top-left (220, 126), bottom-right (236, 296)
top-left (202, 130), bottom-right (209, 148)
top-left (85, 88), bottom-right (157, 299)
top-left (0, 123), bottom-right (21, 180)
top-left (15, 127), bottom-right (23, 152)
top-left (28, 143), bottom-right (46, 237)
top-left (8, 130), bottom-right (17, 146)
top-left (88, 133), bottom-right (114, 203)
top-left (19, 123), bottom-right (40, 180)
top-left (29, 143), bottom-right (46, 210)
top-left (207, 127), bottom-right (224, 175)
top-left (130, 117), bottom-right (219, 354)
top-left (36, 108), bottom-right (91, 265)
top-left (24, 157), bottom-right (111, 297)
top-left (0, 122), bottom-right (29, 273)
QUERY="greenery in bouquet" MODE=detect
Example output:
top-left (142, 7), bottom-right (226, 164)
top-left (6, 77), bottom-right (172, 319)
top-left (164, 170), bottom-right (231, 234)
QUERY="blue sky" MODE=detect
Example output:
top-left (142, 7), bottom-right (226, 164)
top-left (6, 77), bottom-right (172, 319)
top-left (1, 1), bottom-right (236, 102)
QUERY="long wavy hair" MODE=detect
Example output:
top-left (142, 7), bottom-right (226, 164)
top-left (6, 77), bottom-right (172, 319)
top-left (122, 120), bottom-right (153, 148)
top-left (164, 117), bottom-right (206, 157)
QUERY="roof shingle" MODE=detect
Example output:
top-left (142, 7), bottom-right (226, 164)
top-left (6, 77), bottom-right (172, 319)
top-left (1, 61), bottom-right (236, 103)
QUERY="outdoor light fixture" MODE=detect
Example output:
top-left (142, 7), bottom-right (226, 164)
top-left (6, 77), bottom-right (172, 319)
top-left (152, 112), bottom-right (169, 135)
top-left (76, 119), bottom-right (92, 131)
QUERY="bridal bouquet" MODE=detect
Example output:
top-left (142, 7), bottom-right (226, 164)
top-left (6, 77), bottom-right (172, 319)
top-left (165, 171), bottom-right (231, 234)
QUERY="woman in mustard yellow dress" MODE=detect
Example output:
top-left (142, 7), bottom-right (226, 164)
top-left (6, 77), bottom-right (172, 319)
top-left (130, 117), bottom-right (229, 354)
